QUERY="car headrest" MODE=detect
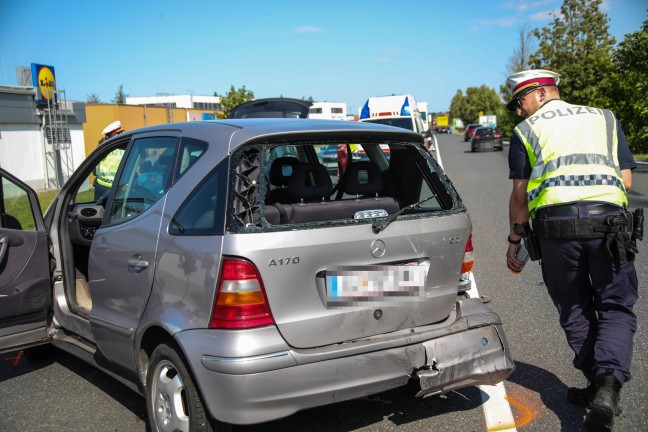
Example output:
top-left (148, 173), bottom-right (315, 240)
top-left (269, 156), bottom-right (300, 187)
top-left (288, 163), bottom-right (333, 201)
top-left (343, 161), bottom-right (383, 196)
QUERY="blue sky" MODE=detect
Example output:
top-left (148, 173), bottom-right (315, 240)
top-left (1, 0), bottom-right (646, 114)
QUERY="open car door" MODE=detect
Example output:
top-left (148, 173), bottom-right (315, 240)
top-left (0, 168), bottom-right (51, 354)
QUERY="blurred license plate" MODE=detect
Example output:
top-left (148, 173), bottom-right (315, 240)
top-left (326, 264), bottom-right (427, 307)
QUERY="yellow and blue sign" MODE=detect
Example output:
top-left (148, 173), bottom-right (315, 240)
top-left (31, 63), bottom-right (57, 103)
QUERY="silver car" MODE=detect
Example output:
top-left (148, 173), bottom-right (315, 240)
top-left (0, 119), bottom-right (514, 432)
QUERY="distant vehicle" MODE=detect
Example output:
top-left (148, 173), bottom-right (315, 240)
top-left (464, 123), bottom-right (482, 141)
top-left (470, 126), bottom-right (503, 152)
top-left (417, 101), bottom-right (430, 130)
top-left (0, 119), bottom-right (514, 431)
top-left (308, 102), bottom-right (347, 120)
top-left (435, 115), bottom-right (450, 133)
top-left (229, 97), bottom-right (311, 118)
top-left (358, 94), bottom-right (429, 148)
top-left (479, 114), bottom-right (497, 128)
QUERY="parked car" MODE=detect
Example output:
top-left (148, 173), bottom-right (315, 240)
top-left (470, 126), bottom-right (504, 152)
top-left (229, 97), bottom-right (312, 119)
top-left (494, 128), bottom-right (504, 143)
top-left (464, 123), bottom-right (482, 141)
top-left (0, 119), bottom-right (514, 431)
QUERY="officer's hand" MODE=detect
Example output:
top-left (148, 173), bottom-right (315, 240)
top-left (506, 243), bottom-right (526, 274)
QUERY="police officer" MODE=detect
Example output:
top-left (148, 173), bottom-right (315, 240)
top-left (94, 120), bottom-right (125, 200)
top-left (504, 69), bottom-right (638, 432)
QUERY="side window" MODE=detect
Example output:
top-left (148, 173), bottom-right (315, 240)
top-left (1, 177), bottom-right (35, 230)
top-left (169, 158), bottom-right (228, 235)
top-left (108, 136), bottom-right (178, 225)
top-left (177, 138), bottom-right (207, 178)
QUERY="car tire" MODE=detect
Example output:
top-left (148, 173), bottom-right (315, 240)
top-left (147, 341), bottom-right (228, 432)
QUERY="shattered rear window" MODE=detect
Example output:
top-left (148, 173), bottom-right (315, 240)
top-left (226, 140), bottom-right (464, 233)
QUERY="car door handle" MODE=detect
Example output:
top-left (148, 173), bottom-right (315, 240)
top-left (128, 254), bottom-right (149, 273)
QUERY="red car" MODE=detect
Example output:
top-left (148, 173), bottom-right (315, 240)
top-left (464, 124), bottom-right (481, 141)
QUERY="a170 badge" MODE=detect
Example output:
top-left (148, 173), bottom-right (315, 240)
top-left (269, 257), bottom-right (300, 266)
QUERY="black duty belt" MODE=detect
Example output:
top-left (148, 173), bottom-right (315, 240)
top-left (535, 203), bottom-right (621, 219)
top-left (533, 218), bottom-right (609, 239)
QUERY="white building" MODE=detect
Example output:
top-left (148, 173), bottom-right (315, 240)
top-left (126, 94), bottom-right (221, 111)
top-left (0, 85), bottom-right (87, 190)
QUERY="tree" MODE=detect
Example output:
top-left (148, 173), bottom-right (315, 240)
top-left (449, 85), bottom-right (503, 127)
top-left (217, 84), bottom-right (255, 119)
top-left (498, 23), bottom-right (537, 137)
top-left (508, 23), bottom-right (536, 73)
top-left (112, 85), bottom-right (128, 104)
top-left (86, 92), bottom-right (102, 104)
top-left (606, 16), bottom-right (648, 153)
top-left (530, 0), bottom-right (616, 106)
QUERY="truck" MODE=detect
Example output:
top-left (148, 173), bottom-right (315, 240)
top-left (359, 94), bottom-right (427, 135)
top-left (435, 114), bottom-right (450, 133)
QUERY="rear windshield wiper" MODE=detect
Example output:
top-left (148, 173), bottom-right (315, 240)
top-left (372, 195), bottom-right (437, 234)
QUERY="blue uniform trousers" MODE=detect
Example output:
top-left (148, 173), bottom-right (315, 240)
top-left (537, 212), bottom-right (638, 385)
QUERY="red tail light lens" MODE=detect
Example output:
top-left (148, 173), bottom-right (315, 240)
top-left (210, 258), bottom-right (274, 329)
top-left (461, 235), bottom-right (474, 273)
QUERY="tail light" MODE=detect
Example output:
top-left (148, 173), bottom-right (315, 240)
top-left (210, 258), bottom-right (274, 329)
top-left (460, 235), bottom-right (474, 273)
top-left (473, 133), bottom-right (481, 139)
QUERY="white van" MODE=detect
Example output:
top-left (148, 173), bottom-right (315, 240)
top-left (359, 94), bottom-right (427, 133)
top-left (308, 102), bottom-right (347, 120)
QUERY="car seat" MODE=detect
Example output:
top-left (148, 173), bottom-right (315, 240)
top-left (266, 156), bottom-right (300, 204)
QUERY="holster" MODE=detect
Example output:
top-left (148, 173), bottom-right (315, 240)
top-left (513, 222), bottom-right (541, 261)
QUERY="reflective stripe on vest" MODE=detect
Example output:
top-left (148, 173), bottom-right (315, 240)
top-left (514, 100), bottom-right (627, 215)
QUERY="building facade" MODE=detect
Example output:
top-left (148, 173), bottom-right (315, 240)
top-left (0, 85), bottom-right (87, 190)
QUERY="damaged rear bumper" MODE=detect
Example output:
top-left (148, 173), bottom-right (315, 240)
top-left (177, 298), bottom-right (515, 425)
top-left (415, 323), bottom-right (514, 397)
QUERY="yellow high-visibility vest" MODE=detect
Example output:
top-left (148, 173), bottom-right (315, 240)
top-left (514, 100), bottom-right (628, 216)
top-left (95, 149), bottom-right (125, 188)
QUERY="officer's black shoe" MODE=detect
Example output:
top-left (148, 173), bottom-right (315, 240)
top-left (583, 371), bottom-right (622, 432)
top-left (567, 381), bottom-right (597, 408)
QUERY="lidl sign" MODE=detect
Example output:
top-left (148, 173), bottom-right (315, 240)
top-left (31, 63), bottom-right (57, 103)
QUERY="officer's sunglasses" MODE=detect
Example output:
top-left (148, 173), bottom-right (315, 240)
top-left (514, 88), bottom-right (541, 110)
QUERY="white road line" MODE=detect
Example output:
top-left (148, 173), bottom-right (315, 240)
top-left (431, 134), bottom-right (443, 170)
top-left (480, 382), bottom-right (517, 432)
top-left (468, 272), bottom-right (517, 431)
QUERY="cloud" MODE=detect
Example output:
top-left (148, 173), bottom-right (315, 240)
top-left (293, 26), bottom-right (323, 34)
top-left (530, 9), bottom-right (559, 22)
top-left (470, 17), bottom-right (519, 30)
top-left (500, 0), bottom-right (558, 13)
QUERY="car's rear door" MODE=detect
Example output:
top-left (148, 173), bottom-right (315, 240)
top-left (0, 169), bottom-right (51, 354)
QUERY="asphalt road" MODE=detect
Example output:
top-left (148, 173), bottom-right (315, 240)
top-left (1, 133), bottom-right (646, 431)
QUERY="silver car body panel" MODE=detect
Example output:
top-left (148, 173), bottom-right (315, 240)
top-left (222, 213), bottom-right (470, 348)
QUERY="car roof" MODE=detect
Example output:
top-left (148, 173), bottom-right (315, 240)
top-left (118, 119), bottom-right (423, 152)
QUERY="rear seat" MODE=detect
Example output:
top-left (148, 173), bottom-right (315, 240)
top-left (264, 161), bottom-right (399, 224)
